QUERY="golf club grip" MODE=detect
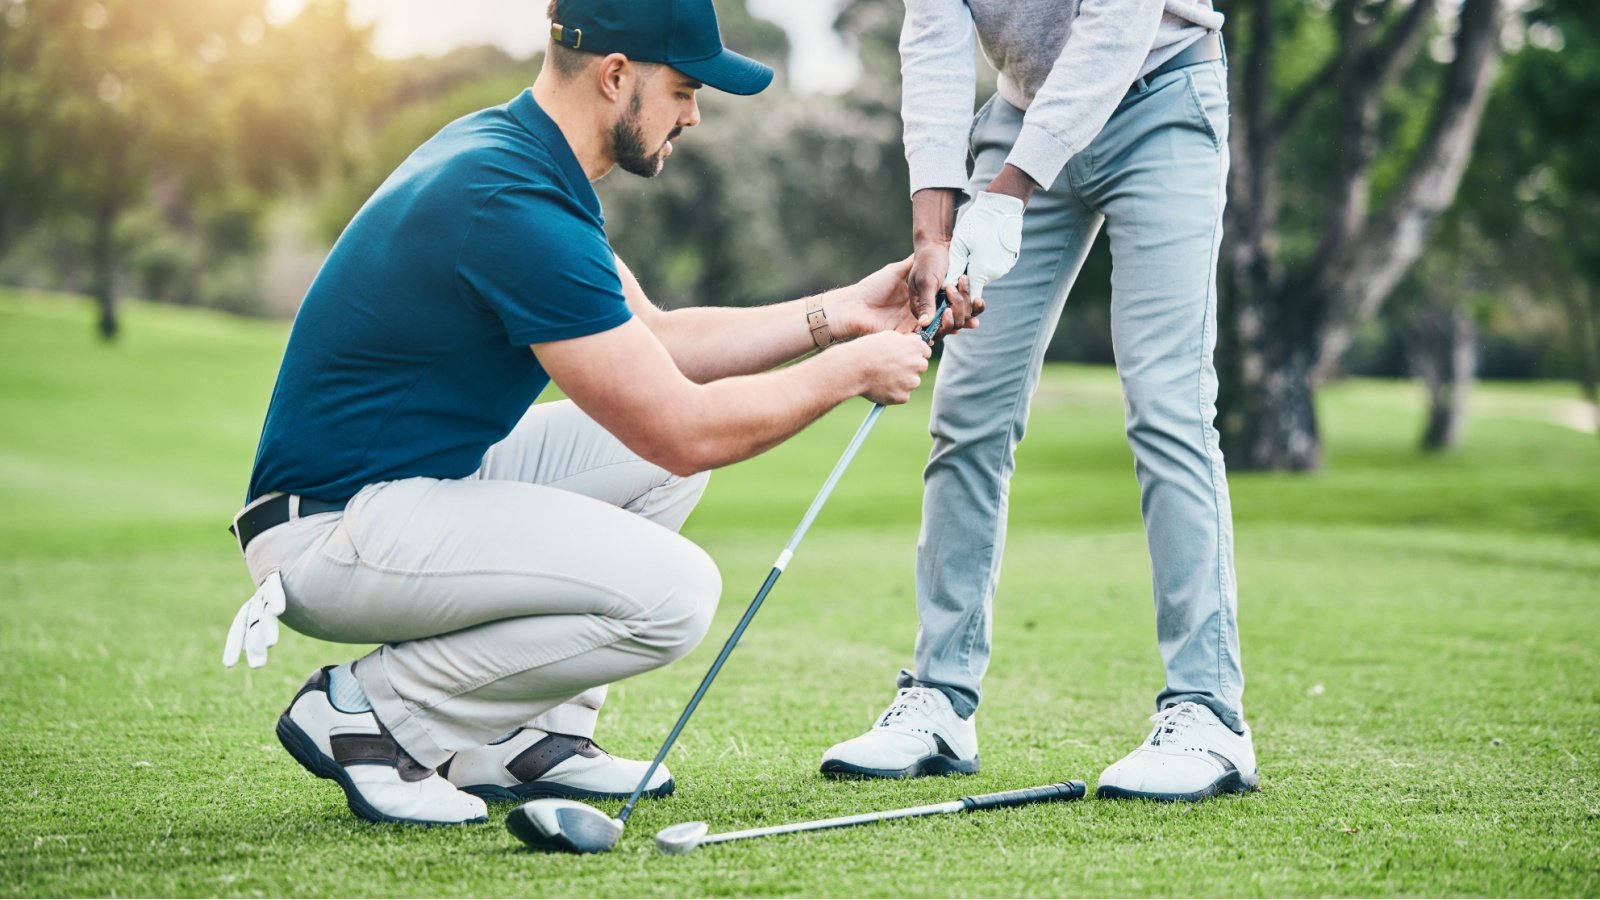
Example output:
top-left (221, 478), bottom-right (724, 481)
top-left (960, 781), bottom-right (1087, 811)
top-left (919, 292), bottom-right (951, 344)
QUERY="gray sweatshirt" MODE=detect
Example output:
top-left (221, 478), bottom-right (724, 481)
top-left (901, 0), bottom-right (1224, 195)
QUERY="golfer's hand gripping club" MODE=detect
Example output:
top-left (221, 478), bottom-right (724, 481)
top-left (613, 294), bottom-right (952, 825)
top-left (946, 191), bottom-right (1024, 301)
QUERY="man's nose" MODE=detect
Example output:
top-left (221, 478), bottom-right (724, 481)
top-left (681, 98), bottom-right (701, 129)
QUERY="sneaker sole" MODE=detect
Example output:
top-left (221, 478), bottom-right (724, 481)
top-left (819, 754), bottom-right (980, 780)
top-left (1094, 769), bottom-right (1260, 803)
top-left (456, 778), bottom-right (676, 803)
top-left (275, 714), bottom-right (489, 826)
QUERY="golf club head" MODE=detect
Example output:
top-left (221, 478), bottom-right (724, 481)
top-left (654, 821), bottom-right (709, 855)
top-left (506, 798), bottom-right (623, 854)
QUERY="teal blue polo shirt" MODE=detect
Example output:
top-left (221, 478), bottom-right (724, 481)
top-left (247, 91), bottom-right (632, 503)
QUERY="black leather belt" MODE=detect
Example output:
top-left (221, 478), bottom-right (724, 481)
top-left (1132, 32), bottom-right (1224, 92)
top-left (230, 494), bottom-right (348, 553)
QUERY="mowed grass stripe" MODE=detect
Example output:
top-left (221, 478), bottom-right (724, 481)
top-left (1, 290), bottom-right (1596, 897)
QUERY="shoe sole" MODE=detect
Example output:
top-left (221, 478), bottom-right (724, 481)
top-left (1094, 769), bottom-right (1260, 803)
top-left (819, 754), bottom-right (980, 780)
top-left (275, 714), bottom-right (489, 826)
top-left (457, 778), bottom-right (676, 803)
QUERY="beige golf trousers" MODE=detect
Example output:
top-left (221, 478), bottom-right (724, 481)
top-left (240, 400), bottom-right (719, 768)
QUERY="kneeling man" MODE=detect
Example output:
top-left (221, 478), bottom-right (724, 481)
top-left (225, 0), bottom-right (957, 826)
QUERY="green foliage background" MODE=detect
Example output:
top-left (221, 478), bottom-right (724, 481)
top-left (4, 0), bottom-right (1591, 381)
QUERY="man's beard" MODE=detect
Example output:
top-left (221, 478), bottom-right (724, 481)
top-left (611, 90), bottom-right (679, 178)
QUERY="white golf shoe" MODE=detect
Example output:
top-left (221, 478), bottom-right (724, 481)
top-left (820, 686), bottom-right (979, 779)
top-left (1096, 701), bottom-right (1259, 802)
top-left (275, 667), bottom-right (488, 825)
top-left (443, 727), bottom-right (673, 802)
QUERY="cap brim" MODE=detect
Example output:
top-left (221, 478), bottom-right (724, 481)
top-left (673, 48), bottom-right (774, 96)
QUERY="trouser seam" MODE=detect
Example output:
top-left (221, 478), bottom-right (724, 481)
top-left (1197, 124), bottom-right (1233, 722)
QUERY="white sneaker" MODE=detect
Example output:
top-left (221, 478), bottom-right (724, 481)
top-left (819, 686), bottom-right (979, 779)
top-left (443, 728), bottom-right (673, 802)
top-left (1096, 702), bottom-right (1260, 802)
top-left (275, 667), bottom-right (488, 825)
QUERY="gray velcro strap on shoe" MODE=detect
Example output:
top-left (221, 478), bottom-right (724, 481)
top-left (506, 733), bottom-right (603, 783)
top-left (331, 733), bottom-right (435, 783)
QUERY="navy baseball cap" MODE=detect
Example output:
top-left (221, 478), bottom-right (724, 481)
top-left (549, 0), bottom-right (774, 96)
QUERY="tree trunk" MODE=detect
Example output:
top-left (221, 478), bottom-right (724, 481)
top-left (1562, 280), bottom-right (1600, 438)
top-left (1245, 335), bottom-right (1323, 470)
top-left (91, 198), bottom-right (119, 342)
top-left (1406, 295), bottom-right (1476, 452)
top-left (1217, 0), bottom-right (1504, 471)
top-left (1219, 0), bottom-right (1327, 470)
top-left (1220, 241), bottom-right (1325, 468)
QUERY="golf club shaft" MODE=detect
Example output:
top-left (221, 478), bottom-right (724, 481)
top-left (698, 781), bottom-right (1087, 849)
top-left (617, 295), bottom-right (950, 824)
top-left (701, 801), bottom-right (964, 847)
top-left (617, 403), bottom-right (885, 823)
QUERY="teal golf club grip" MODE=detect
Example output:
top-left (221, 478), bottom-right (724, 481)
top-left (960, 781), bottom-right (1088, 811)
top-left (919, 290), bottom-right (951, 344)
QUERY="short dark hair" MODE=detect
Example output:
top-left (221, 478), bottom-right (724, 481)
top-left (546, 1), bottom-right (589, 78)
top-left (544, 2), bottom-right (665, 82)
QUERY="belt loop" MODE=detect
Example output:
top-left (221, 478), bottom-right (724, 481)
top-left (1132, 75), bottom-right (1150, 95)
top-left (1217, 31), bottom-right (1228, 70)
top-left (287, 494), bottom-right (301, 523)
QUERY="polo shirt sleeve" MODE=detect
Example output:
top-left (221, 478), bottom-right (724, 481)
top-left (455, 184), bottom-right (633, 346)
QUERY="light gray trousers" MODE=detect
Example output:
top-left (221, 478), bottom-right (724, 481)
top-left (242, 400), bottom-right (719, 768)
top-left (911, 59), bottom-right (1245, 731)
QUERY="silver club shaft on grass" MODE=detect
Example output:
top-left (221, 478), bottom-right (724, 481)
top-left (656, 781), bottom-right (1088, 855)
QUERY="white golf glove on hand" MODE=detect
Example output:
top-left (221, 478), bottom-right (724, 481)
top-left (944, 191), bottom-right (1025, 300)
top-left (223, 570), bottom-right (286, 669)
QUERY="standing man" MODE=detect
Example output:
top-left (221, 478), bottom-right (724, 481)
top-left (821, 1), bottom-right (1258, 801)
top-left (225, 0), bottom-right (947, 827)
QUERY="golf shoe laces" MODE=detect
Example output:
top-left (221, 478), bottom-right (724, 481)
top-left (876, 687), bottom-right (944, 729)
top-left (1146, 702), bottom-right (1205, 748)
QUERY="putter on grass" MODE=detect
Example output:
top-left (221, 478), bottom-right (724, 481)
top-left (507, 294), bottom-right (955, 855)
top-left (654, 781), bottom-right (1088, 855)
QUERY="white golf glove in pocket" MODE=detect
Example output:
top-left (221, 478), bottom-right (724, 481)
top-left (223, 569), bottom-right (286, 669)
top-left (945, 191), bottom-right (1025, 300)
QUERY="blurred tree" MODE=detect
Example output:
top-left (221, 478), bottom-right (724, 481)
top-left (1392, 215), bottom-right (1492, 452)
top-left (1463, 0), bottom-right (1600, 434)
top-left (1378, 0), bottom-right (1600, 450)
top-left (0, 0), bottom-right (380, 338)
top-left (1219, 0), bottom-right (1508, 470)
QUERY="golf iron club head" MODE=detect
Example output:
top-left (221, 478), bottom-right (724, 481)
top-left (654, 821), bottom-right (711, 856)
top-left (507, 798), bottom-right (624, 854)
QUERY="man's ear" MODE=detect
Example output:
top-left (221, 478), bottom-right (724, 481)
top-left (595, 53), bottom-right (631, 103)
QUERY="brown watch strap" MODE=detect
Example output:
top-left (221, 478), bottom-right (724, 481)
top-left (806, 303), bottom-right (834, 349)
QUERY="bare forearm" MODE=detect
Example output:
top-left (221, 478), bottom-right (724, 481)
top-left (662, 349), bottom-right (865, 471)
top-left (537, 318), bottom-right (926, 478)
top-left (986, 164), bottom-right (1038, 204)
top-left (650, 299), bottom-right (813, 382)
top-left (652, 287), bottom-right (858, 382)
top-left (912, 188), bottom-right (958, 247)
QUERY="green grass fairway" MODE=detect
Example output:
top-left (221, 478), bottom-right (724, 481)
top-left (2, 290), bottom-right (1598, 897)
